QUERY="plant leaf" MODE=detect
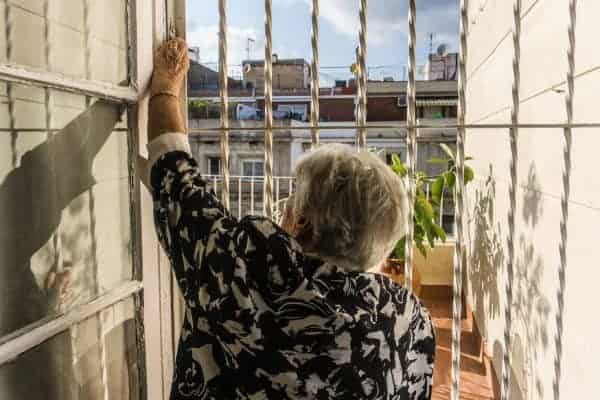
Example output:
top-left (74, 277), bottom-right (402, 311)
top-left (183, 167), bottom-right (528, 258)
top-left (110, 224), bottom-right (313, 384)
top-left (416, 240), bottom-right (428, 258)
top-left (432, 223), bottom-right (447, 242)
top-left (419, 197), bottom-right (435, 219)
top-left (444, 171), bottom-right (456, 189)
top-left (391, 153), bottom-right (407, 177)
top-left (464, 166), bottom-right (475, 184)
top-left (431, 176), bottom-right (444, 205)
top-left (394, 237), bottom-right (406, 260)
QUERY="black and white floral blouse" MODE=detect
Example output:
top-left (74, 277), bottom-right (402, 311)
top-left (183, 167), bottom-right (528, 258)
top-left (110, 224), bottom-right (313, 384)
top-left (149, 136), bottom-right (435, 400)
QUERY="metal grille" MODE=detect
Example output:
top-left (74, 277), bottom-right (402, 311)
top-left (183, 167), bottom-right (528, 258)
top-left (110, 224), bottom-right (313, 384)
top-left (200, 1), bottom-right (588, 398)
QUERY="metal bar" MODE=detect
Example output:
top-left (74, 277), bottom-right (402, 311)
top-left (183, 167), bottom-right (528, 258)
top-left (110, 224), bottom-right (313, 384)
top-left (238, 177), bottom-right (242, 218)
top-left (188, 122), bottom-right (600, 133)
top-left (451, 1), bottom-right (469, 399)
top-left (263, 0), bottom-right (274, 219)
top-left (251, 177), bottom-right (255, 215)
top-left (554, 2), bottom-right (577, 399)
top-left (310, 0), bottom-right (320, 148)
top-left (276, 177), bottom-right (281, 215)
top-left (0, 281), bottom-right (143, 365)
top-left (502, 1), bottom-right (521, 399)
top-left (4, 2), bottom-right (17, 168)
top-left (356, 0), bottom-right (368, 148)
top-left (219, 0), bottom-right (230, 209)
top-left (404, 0), bottom-right (417, 289)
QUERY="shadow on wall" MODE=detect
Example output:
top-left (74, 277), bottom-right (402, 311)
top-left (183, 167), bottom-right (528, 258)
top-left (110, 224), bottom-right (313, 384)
top-left (469, 164), bottom-right (503, 332)
top-left (469, 163), bottom-right (551, 400)
top-left (512, 164), bottom-right (550, 400)
top-left (0, 100), bottom-right (122, 399)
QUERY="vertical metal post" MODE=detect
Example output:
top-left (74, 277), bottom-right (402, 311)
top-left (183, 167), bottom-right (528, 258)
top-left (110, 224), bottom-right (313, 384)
top-left (554, 2), bottom-right (577, 399)
top-left (275, 177), bottom-right (281, 215)
top-left (405, 0), bottom-right (417, 289)
top-left (219, 0), bottom-right (230, 209)
top-left (356, 0), bottom-right (368, 148)
top-left (238, 177), bottom-right (242, 218)
top-left (502, 1), bottom-right (521, 399)
top-left (451, 1), bottom-right (469, 399)
top-left (263, 0), bottom-right (274, 219)
top-left (5, 2), bottom-right (16, 168)
top-left (310, 0), bottom-right (320, 148)
top-left (251, 177), bottom-right (255, 215)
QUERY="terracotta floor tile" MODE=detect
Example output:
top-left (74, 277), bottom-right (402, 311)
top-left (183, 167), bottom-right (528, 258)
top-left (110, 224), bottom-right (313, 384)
top-left (422, 291), bottom-right (500, 400)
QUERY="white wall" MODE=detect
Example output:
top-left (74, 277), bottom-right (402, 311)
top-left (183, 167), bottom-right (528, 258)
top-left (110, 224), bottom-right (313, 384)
top-left (465, 1), bottom-right (600, 399)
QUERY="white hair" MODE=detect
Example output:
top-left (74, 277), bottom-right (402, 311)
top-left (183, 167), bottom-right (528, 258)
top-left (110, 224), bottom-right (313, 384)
top-left (292, 143), bottom-right (408, 272)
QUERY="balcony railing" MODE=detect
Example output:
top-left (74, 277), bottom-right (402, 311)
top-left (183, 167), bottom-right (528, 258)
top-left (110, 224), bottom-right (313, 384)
top-left (203, 174), bottom-right (455, 237)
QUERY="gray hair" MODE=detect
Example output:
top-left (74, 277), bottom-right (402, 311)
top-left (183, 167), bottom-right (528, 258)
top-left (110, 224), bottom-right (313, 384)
top-left (292, 143), bottom-right (408, 272)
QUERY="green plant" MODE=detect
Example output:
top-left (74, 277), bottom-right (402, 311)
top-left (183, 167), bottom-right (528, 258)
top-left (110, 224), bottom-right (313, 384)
top-left (390, 143), bottom-right (474, 260)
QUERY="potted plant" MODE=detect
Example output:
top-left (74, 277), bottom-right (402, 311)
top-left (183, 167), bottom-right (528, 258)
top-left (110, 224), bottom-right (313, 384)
top-left (380, 144), bottom-right (474, 295)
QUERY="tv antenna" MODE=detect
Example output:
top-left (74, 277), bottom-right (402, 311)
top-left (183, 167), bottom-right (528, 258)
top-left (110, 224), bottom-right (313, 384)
top-left (429, 33), bottom-right (435, 57)
top-left (246, 37), bottom-right (255, 60)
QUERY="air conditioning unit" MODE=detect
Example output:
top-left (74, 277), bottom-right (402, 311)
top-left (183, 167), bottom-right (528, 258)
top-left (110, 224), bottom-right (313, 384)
top-left (397, 95), bottom-right (407, 107)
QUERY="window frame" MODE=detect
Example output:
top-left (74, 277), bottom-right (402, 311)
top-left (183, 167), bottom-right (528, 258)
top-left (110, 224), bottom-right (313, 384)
top-left (242, 159), bottom-right (265, 178)
top-left (0, 1), bottom-right (174, 399)
top-left (207, 156), bottom-right (222, 175)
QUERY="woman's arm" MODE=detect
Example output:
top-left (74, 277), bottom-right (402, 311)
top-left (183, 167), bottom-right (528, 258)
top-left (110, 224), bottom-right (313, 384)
top-left (148, 38), bottom-right (188, 141)
top-left (147, 39), bottom-right (304, 310)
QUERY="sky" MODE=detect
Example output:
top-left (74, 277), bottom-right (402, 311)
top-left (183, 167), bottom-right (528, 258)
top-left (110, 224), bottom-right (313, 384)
top-left (186, 0), bottom-right (459, 84)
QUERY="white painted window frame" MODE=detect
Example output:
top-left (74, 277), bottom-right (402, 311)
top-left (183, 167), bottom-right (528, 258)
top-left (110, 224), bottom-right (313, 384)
top-left (242, 158), bottom-right (266, 177)
top-left (0, 0), bottom-right (175, 399)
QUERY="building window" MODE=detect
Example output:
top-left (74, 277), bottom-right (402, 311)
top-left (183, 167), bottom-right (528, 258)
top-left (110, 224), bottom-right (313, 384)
top-left (242, 160), bottom-right (264, 177)
top-left (277, 104), bottom-right (308, 121)
top-left (208, 157), bottom-right (221, 175)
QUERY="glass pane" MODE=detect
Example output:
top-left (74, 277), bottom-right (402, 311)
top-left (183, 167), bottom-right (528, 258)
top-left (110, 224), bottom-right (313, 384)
top-left (255, 161), bottom-right (264, 176)
top-left (0, 297), bottom-right (140, 400)
top-left (0, 0), bottom-right (129, 85)
top-left (242, 161), bottom-right (252, 177)
top-left (0, 83), bottom-right (132, 337)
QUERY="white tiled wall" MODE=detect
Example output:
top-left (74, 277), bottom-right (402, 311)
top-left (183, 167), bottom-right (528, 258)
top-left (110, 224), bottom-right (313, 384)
top-left (0, 0), bottom-right (129, 84)
top-left (465, 1), bottom-right (600, 399)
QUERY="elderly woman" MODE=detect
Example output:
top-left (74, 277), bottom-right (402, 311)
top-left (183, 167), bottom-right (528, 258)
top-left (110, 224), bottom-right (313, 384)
top-left (146, 39), bottom-right (435, 399)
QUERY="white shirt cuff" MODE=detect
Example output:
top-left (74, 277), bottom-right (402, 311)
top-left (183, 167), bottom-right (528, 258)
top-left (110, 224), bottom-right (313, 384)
top-left (147, 132), bottom-right (191, 167)
top-left (142, 132), bottom-right (191, 188)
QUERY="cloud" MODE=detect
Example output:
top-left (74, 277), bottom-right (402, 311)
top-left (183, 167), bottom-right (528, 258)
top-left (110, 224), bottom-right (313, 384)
top-left (187, 23), bottom-right (261, 75)
top-left (274, 0), bottom-right (459, 50)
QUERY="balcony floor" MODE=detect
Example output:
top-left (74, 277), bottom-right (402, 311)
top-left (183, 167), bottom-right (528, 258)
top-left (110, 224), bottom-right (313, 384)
top-left (421, 288), bottom-right (500, 400)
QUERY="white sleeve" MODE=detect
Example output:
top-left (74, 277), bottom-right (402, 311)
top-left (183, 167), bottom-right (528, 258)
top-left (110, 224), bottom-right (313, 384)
top-left (141, 132), bottom-right (192, 188)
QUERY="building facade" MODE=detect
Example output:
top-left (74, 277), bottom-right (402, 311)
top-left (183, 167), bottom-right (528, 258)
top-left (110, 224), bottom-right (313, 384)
top-left (242, 58), bottom-right (310, 91)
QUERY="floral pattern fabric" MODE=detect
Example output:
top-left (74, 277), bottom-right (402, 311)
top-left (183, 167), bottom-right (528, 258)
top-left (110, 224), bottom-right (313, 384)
top-left (151, 151), bottom-right (435, 399)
